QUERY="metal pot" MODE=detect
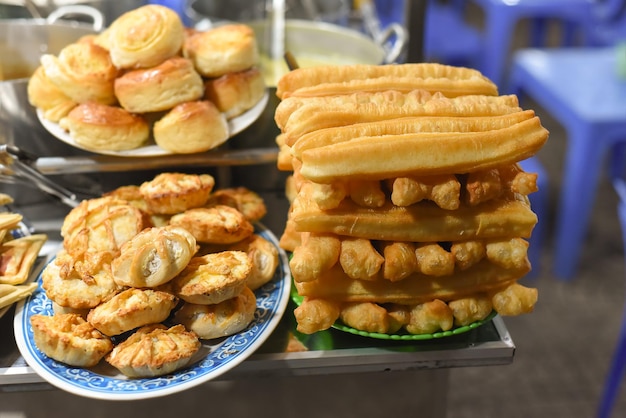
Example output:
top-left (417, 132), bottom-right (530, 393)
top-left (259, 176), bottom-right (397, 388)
top-left (0, 5), bottom-right (103, 81)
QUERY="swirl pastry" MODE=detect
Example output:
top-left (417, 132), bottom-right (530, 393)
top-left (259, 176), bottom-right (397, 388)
top-left (153, 101), bottom-right (229, 154)
top-left (173, 286), bottom-right (256, 339)
top-left (107, 4), bottom-right (184, 70)
top-left (105, 324), bottom-right (200, 378)
top-left (27, 66), bottom-right (76, 122)
top-left (59, 102), bottom-right (150, 152)
top-left (111, 226), bottom-right (197, 288)
top-left (203, 67), bottom-right (266, 119)
top-left (30, 313), bottom-right (113, 367)
top-left (87, 288), bottom-right (179, 336)
top-left (40, 42), bottom-right (118, 105)
top-left (183, 24), bottom-right (259, 78)
top-left (114, 57), bottom-right (204, 113)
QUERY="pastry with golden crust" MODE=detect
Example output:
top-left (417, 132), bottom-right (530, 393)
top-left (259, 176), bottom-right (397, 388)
top-left (203, 67), bottom-right (266, 119)
top-left (139, 172), bottom-right (215, 215)
top-left (0, 234), bottom-right (47, 285)
top-left (169, 205), bottom-right (254, 244)
top-left (107, 5), bottom-right (184, 70)
top-left (27, 66), bottom-right (76, 122)
top-left (42, 250), bottom-right (121, 310)
top-left (183, 24), bottom-right (259, 78)
top-left (171, 251), bottom-right (251, 305)
top-left (60, 196), bottom-right (149, 259)
top-left (111, 225), bottom-right (197, 288)
top-left (205, 187), bottom-right (267, 223)
top-left (59, 102), bottom-right (150, 152)
top-left (40, 42), bottom-right (118, 105)
top-left (114, 57), bottom-right (204, 113)
top-left (173, 286), bottom-right (256, 339)
top-left (87, 288), bottom-right (178, 336)
top-left (153, 101), bottom-right (229, 154)
top-left (226, 234), bottom-right (279, 290)
top-left (30, 313), bottom-right (113, 367)
top-left (105, 324), bottom-right (200, 378)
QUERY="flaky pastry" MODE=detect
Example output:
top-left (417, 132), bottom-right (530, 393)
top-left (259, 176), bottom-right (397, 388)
top-left (169, 205), bottom-right (254, 244)
top-left (139, 172), bottom-right (215, 215)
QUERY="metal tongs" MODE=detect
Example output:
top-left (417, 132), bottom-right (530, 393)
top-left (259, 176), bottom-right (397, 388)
top-left (0, 145), bottom-right (81, 208)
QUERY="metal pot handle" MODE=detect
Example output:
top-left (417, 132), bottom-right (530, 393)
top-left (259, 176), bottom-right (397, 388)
top-left (46, 5), bottom-right (105, 32)
top-left (376, 23), bottom-right (408, 64)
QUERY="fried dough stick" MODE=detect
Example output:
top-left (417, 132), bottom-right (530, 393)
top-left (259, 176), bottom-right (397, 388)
top-left (391, 174), bottom-right (460, 209)
top-left (294, 297), bottom-right (341, 334)
top-left (339, 238), bottom-right (384, 280)
top-left (289, 233), bottom-right (340, 282)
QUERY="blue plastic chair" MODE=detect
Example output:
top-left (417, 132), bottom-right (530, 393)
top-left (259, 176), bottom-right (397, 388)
top-left (509, 46), bottom-right (626, 280)
top-left (598, 176), bottom-right (626, 418)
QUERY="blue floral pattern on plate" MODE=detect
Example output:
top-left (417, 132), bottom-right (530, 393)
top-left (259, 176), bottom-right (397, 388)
top-left (13, 225), bottom-right (291, 400)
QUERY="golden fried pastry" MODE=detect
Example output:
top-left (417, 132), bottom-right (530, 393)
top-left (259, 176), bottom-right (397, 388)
top-left (139, 172), bottom-right (215, 215)
top-left (59, 102), bottom-right (150, 152)
top-left (448, 294), bottom-right (493, 326)
top-left (42, 250), bottom-right (121, 310)
top-left (40, 42), bottom-right (118, 105)
top-left (102, 185), bottom-right (150, 213)
top-left (183, 23), bottom-right (259, 78)
top-left (111, 226), bottom-right (197, 288)
top-left (204, 67), bottom-right (266, 119)
top-left (390, 174), bottom-right (460, 209)
top-left (173, 286), bottom-right (256, 339)
top-left (276, 63), bottom-right (498, 99)
top-left (169, 205), bottom-right (254, 244)
top-left (381, 242), bottom-right (418, 282)
top-left (114, 57), bottom-right (204, 113)
top-left (27, 66), bottom-right (77, 122)
top-left (297, 116), bottom-right (548, 183)
top-left (339, 302), bottom-right (394, 334)
top-left (450, 240), bottom-right (486, 271)
top-left (30, 313), bottom-right (113, 367)
top-left (226, 234), bottom-right (279, 290)
top-left (406, 299), bottom-right (454, 334)
top-left (205, 187), bottom-right (267, 223)
top-left (107, 5), bottom-right (184, 69)
top-left (289, 233), bottom-right (340, 283)
top-left (293, 297), bottom-right (341, 335)
top-left (296, 181), bottom-right (346, 211)
top-left (339, 238), bottom-right (384, 280)
top-left (465, 168), bottom-right (502, 206)
top-left (153, 100), bottom-right (229, 154)
top-left (0, 234), bottom-right (47, 285)
top-left (105, 324), bottom-right (200, 378)
top-left (60, 196), bottom-right (148, 258)
top-left (291, 194), bottom-right (537, 242)
top-left (485, 237), bottom-right (530, 270)
top-left (171, 251), bottom-right (252, 305)
top-left (415, 243), bottom-right (455, 277)
top-left (490, 282), bottom-right (538, 316)
top-left (87, 288), bottom-right (178, 336)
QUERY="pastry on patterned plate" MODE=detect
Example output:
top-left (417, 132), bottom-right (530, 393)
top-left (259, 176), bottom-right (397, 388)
top-left (139, 172), bottom-right (215, 215)
top-left (105, 324), bottom-right (201, 378)
top-left (173, 286), bottom-right (256, 339)
top-left (226, 234), bottom-right (279, 290)
top-left (30, 313), bottom-right (113, 367)
top-left (205, 187), bottom-right (267, 223)
top-left (168, 205), bottom-right (254, 244)
top-left (170, 251), bottom-right (251, 305)
top-left (111, 225), bottom-right (197, 288)
top-left (87, 288), bottom-right (178, 336)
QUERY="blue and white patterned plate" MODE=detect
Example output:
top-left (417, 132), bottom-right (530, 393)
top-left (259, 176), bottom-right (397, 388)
top-left (13, 225), bottom-right (291, 400)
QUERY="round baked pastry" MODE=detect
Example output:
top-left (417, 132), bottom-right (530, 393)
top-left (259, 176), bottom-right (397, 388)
top-left (105, 324), bottom-right (200, 378)
top-left (42, 250), bottom-right (121, 310)
top-left (153, 100), bottom-right (229, 154)
top-left (183, 24), bottom-right (259, 78)
top-left (107, 4), bottom-right (184, 70)
top-left (227, 234), bottom-right (279, 290)
top-left (59, 102), bottom-right (150, 152)
top-left (139, 172), bottom-right (215, 215)
top-left (169, 205), bottom-right (254, 244)
top-left (30, 313), bottom-right (113, 367)
top-left (205, 187), bottom-right (267, 223)
top-left (40, 42), bottom-right (118, 105)
top-left (27, 66), bottom-right (77, 122)
top-left (87, 288), bottom-right (179, 336)
top-left (60, 196), bottom-right (149, 258)
top-left (173, 286), bottom-right (256, 339)
top-left (204, 67), bottom-right (266, 119)
top-left (111, 225), bottom-right (197, 288)
top-left (171, 250), bottom-right (252, 305)
top-left (114, 57), bottom-right (204, 113)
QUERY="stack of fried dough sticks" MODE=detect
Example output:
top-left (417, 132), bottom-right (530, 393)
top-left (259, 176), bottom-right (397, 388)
top-left (274, 63), bottom-right (549, 335)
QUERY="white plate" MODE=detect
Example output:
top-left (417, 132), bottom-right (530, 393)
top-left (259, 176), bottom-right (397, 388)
top-left (14, 225), bottom-right (291, 400)
top-left (37, 91), bottom-right (269, 157)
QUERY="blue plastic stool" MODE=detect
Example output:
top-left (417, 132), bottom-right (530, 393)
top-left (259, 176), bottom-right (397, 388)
top-left (598, 177), bottom-right (626, 418)
top-left (510, 47), bottom-right (626, 280)
top-left (519, 157), bottom-right (548, 279)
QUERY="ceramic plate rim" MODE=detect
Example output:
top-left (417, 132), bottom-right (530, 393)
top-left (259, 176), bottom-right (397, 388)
top-left (14, 224), bottom-right (291, 401)
top-left (36, 91), bottom-right (269, 157)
